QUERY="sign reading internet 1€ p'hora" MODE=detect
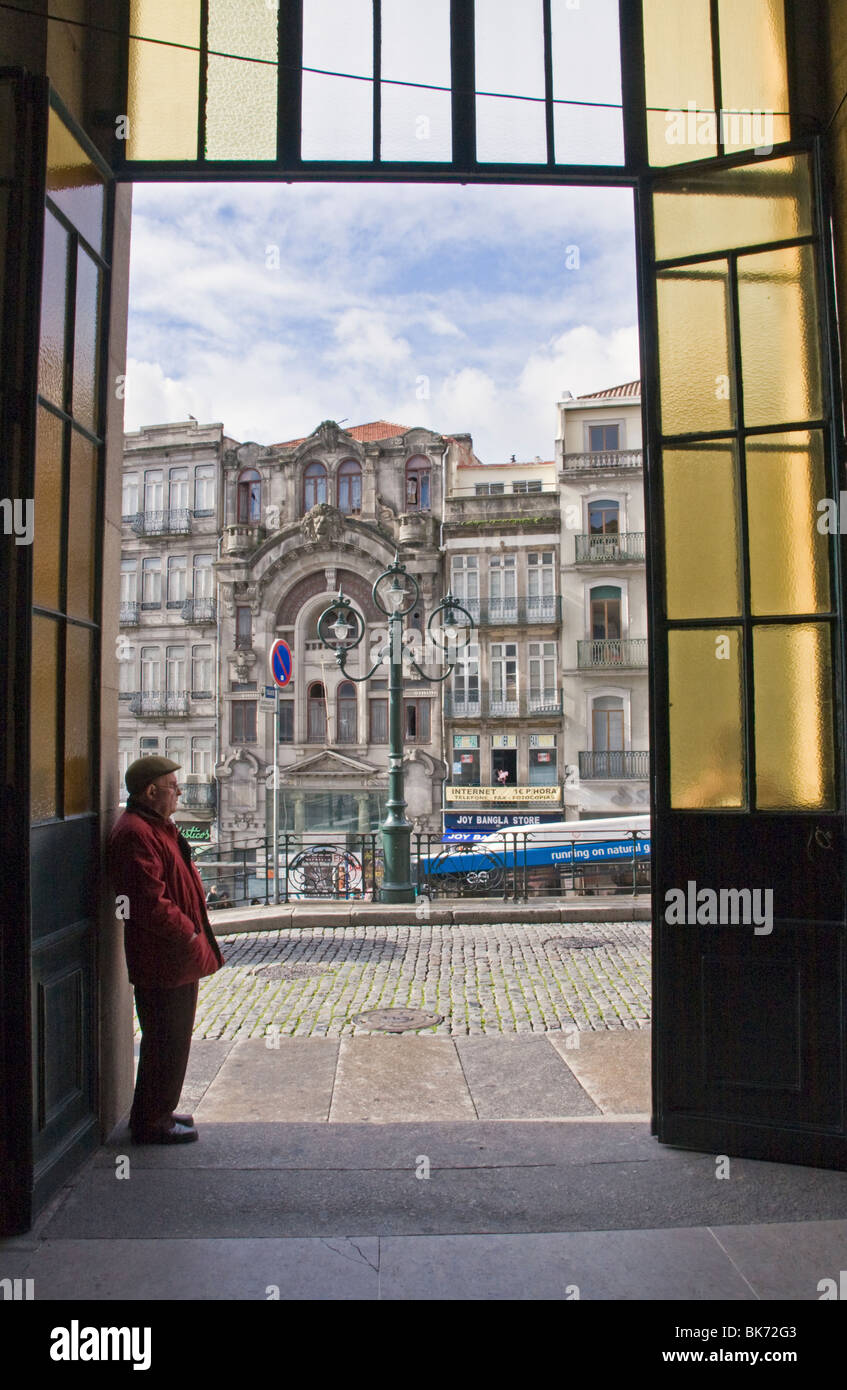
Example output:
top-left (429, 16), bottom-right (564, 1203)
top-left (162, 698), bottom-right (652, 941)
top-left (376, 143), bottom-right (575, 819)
top-left (445, 786), bottom-right (562, 803)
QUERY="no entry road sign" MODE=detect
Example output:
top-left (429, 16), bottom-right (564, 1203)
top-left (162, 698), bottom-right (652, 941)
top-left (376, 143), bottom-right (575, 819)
top-left (269, 638), bottom-right (293, 688)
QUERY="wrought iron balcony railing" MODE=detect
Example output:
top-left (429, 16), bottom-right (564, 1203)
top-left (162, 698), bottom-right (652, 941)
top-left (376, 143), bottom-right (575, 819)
top-left (120, 601), bottom-right (140, 625)
top-left (128, 691), bottom-right (191, 717)
top-left (577, 638), bottom-right (648, 668)
top-left (579, 750), bottom-right (650, 779)
top-left (560, 449), bottom-right (643, 474)
top-left (129, 508), bottom-right (191, 536)
top-left (574, 533), bottom-right (645, 563)
top-left (181, 598), bottom-right (217, 624)
top-left (179, 780), bottom-right (216, 809)
top-left (444, 687), bottom-right (563, 718)
top-left (471, 596), bottom-right (561, 626)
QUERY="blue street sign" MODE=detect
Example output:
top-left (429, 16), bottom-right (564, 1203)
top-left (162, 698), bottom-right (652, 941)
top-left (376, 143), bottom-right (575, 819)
top-left (269, 638), bottom-right (293, 688)
top-left (264, 685), bottom-right (276, 699)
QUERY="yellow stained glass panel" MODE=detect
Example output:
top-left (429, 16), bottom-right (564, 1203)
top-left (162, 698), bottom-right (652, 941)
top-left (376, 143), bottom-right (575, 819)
top-left (33, 407), bottom-right (64, 611)
top-left (718, 0), bottom-right (790, 154)
top-left (65, 623), bottom-right (94, 815)
top-left (127, 0), bottom-right (201, 161)
top-left (31, 615), bottom-right (60, 821)
top-left (754, 624), bottom-right (835, 809)
top-left (664, 446), bottom-right (741, 619)
top-left (746, 431), bottom-right (829, 616)
top-left (738, 244), bottom-right (822, 428)
top-left (47, 109), bottom-right (105, 254)
top-left (669, 628), bottom-right (745, 809)
top-left (67, 431), bottom-right (98, 622)
top-left (643, 0), bottom-right (715, 166)
top-left (73, 246), bottom-right (100, 434)
top-left (653, 155), bottom-right (812, 262)
top-left (657, 262), bottom-right (733, 435)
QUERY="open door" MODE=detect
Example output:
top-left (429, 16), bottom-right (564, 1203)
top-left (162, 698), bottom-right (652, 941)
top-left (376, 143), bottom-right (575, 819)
top-left (644, 141), bottom-right (847, 1168)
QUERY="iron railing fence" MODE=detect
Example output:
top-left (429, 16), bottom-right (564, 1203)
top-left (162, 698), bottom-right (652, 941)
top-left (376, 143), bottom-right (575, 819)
top-left (560, 449), bottom-right (643, 474)
top-left (579, 750), bottom-right (650, 779)
top-left (129, 508), bottom-right (191, 536)
top-left (576, 638), bottom-right (648, 668)
top-left (413, 828), bottom-right (650, 901)
top-left (574, 533), bottom-right (645, 563)
top-left (444, 684), bottom-right (563, 718)
top-left (195, 833), bottom-right (383, 905)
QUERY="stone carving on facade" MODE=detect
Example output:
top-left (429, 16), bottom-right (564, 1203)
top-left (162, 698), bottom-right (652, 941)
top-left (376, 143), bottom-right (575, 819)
top-left (324, 567), bottom-right (337, 592)
top-left (230, 648), bottom-right (256, 682)
top-left (234, 580), bottom-right (262, 615)
top-left (316, 419), bottom-right (343, 451)
top-left (300, 502), bottom-right (344, 544)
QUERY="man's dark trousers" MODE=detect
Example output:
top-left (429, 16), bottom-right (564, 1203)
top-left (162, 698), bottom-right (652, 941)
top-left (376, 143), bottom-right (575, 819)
top-left (131, 982), bottom-right (199, 1138)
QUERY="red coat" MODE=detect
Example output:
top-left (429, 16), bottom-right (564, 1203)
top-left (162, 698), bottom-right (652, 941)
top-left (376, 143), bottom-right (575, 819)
top-left (107, 799), bottom-right (224, 988)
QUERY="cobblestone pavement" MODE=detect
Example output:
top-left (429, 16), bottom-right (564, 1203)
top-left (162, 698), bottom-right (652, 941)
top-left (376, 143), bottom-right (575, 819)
top-left (159, 921), bottom-right (652, 1040)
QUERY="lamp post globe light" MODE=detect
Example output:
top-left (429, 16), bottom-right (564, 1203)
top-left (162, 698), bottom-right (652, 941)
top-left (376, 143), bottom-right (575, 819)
top-left (318, 555), bottom-right (475, 905)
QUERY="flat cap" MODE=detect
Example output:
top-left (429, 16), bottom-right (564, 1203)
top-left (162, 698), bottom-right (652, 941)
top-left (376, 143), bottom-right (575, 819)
top-left (125, 756), bottom-right (181, 797)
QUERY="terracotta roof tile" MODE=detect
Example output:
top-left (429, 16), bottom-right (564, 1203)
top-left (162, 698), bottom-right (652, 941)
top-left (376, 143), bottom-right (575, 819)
top-left (576, 380), bottom-right (641, 401)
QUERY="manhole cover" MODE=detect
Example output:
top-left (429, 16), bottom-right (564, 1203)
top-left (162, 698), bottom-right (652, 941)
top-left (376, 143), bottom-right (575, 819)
top-left (250, 962), bottom-right (335, 980)
top-left (353, 1007), bottom-right (443, 1032)
top-left (543, 936), bottom-right (615, 951)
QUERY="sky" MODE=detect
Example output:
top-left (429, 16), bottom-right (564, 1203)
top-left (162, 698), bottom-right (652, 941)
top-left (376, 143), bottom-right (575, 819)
top-left (125, 179), bottom-right (639, 463)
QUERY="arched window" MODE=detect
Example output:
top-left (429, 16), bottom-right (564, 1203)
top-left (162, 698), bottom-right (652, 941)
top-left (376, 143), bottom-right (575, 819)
top-left (588, 499), bottom-right (620, 535)
top-left (237, 469), bottom-right (261, 524)
top-left (307, 682), bottom-right (327, 743)
top-left (405, 455), bottom-right (431, 511)
top-left (337, 681), bottom-right (357, 743)
top-left (304, 461), bottom-right (328, 511)
top-left (337, 458), bottom-right (362, 514)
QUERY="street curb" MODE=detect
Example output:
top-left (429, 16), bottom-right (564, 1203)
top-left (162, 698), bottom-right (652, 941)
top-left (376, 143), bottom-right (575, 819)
top-left (210, 899), bottom-right (653, 935)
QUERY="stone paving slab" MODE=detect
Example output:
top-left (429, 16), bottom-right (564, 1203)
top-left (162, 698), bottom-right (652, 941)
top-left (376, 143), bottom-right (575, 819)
top-left (195, 1038), bottom-right (338, 1122)
top-left (549, 1029), bottom-right (652, 1114)
top-left (378, 1228), bottom-right (758, 1301)
top-left (45, 1122), bottom-right (847, 1242)
top-left (329, 1037), bottom-right (477, 1123)
top-left (19, 1237), bottom-right (379, 1301)
top-left (182, 921), bottom-right (652, 1041)
top-left (454, 1037), bottom-right (600, 1119)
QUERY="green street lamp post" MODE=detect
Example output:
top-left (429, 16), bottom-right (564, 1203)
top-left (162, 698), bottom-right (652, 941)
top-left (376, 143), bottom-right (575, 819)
top-left (318, 555), bottom-right (474, 904)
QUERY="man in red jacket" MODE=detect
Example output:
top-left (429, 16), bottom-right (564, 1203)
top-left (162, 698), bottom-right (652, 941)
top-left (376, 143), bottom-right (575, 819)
top-left (107, 756), bottom-right (224, 1144)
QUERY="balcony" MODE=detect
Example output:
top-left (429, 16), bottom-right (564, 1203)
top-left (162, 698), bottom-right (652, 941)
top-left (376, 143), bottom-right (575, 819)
top-left (129, 509), bottom-right (191, 537)
top-left (179, 780), bottom-right (216, 810)
top-left (560, 449), bottom-right (643, 477)
top-left (579, 750), bottom-right (649, 779)
top-left (574, 533), bottom-right (645, 564)
top-left (577, 638), bottom-right (648, 668)
top-left (120, 601), bottom-right (140, 625)
top-left (181, 598), bottom-right (217, 624)
top-left (128, 691), bottom-right (190, 717)
top-left (444, 489), bottom-right (560, 531)
top-left (444, 686), bottom-right (563, 718)
top-left (472, 596), bottom-right (561, 626)
top-left (222, 523), bottom-right (265, 555)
